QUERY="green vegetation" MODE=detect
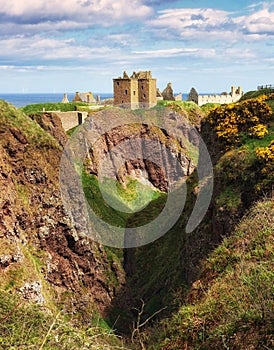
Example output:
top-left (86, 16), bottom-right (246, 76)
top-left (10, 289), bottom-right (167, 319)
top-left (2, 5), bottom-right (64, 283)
top-left (1, 92), bottom-right (274, 349)
top-left (156, 100), bottom-right (204, 125)
top-left (151, 200), bottom-right (274, 350)
top-left (0, 290), bottom-right (125, 349)
top-left (200, 102), bottom-right (220, 114)
top-left (240, 88), bottom-right (274, 100)
top-left (0, 100), bottom-right (60, 149)
top-left (20, 101), bottom-right (90, 114)
top-left (81, 171), bottom-right (132, 228)
top-left (82, 171), bottom-right (164, 228)
top-left (116, 93), bottom-right (274, 348)
top-left (20, 101), bottom-right (108, 115)
top-left (206, 95), bottom-right (273, 150)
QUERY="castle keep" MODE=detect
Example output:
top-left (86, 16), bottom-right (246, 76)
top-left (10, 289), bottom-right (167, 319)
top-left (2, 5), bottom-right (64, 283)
top-left (113, 71), bottom-right (157, 109)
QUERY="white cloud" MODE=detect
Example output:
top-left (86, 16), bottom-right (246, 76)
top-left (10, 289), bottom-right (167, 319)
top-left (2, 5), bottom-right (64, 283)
top-left (237, 8), bottom-right (274, 35)
top-left (147, 3), bottom-right (274, 42)
top-left (0, 0), bottom-right (153, 29)
top-left (134, 47), bottom-right (216, 58)
top-left (147, 8), bottom-right (236, 41)
top-left (0, 35), bottom-right (122, 62)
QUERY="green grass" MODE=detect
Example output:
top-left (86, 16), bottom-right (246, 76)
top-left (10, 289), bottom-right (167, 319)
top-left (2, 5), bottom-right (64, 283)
top-left (82, 172), bottom-right (132, 228)
top-left (0, 290), bottom-right (126, 349)
top-left (20, 101), bottom-right (89, 114)
top-left (20, 102), bottom-right (108, 115)
top-left (156, 100), bottom-right (204, 120)
top-left (240, 88), bottom-right (274, 101)
top-left (0, 100), bottom-right (60, 149)
top-left (200, 102), bottom-right (220, 114)
top-left (82, 171), bottom-right (162, 228)
top-left (151, 200), bottom-right (274, 350)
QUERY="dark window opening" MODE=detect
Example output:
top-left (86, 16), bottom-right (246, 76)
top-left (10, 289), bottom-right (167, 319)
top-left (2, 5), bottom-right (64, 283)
top-left (133, 91), bottom-right (136, 95)
top-left (78, 112), bottom-right (83, 125)
top-left (143, 94), bottom-right (146, 98)
top-left (117, 82), bottom-right (120, 86)
top-left (125, 89), bottom-right (128, 95)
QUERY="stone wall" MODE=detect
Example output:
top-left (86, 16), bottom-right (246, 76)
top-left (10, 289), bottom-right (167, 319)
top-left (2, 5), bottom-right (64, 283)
top-left (148, 78), bottom-right (157, 107)
top-left (197, 93), bottom-right (241, 106)
top-left (188, 86), bottom-right (243, 106)
top-left (53, 111), bottom-right (88, 131)
top-left (138, 78), bottom-right (157, 108)
top-left (113, 78), bottom-right (132, 106)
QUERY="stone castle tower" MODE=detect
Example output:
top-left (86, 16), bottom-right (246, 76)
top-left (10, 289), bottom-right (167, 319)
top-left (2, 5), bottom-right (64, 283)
top-left (113, 71), bottom-right (157, 109)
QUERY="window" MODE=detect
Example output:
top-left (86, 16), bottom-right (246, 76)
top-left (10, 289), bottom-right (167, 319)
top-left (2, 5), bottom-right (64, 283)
top-left (117, 82), bottom-right (120, 86)
top-left (143, 94), bottom-right (146, 98)
top-left (133, 91), bottom-right (136, 95)
top-left (125, 89), bottom-right (128, 95)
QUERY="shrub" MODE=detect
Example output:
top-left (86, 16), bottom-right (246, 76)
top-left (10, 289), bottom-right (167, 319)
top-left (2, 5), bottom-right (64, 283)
top-left (207, 96), bottom-right (273, 150)
top-left (248, 124), bottom-right (269, 139)
top-left (255, 140), bottom-right (274, 194)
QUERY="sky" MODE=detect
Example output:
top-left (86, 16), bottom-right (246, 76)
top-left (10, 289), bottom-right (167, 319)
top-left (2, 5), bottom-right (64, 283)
top-left (0, 0), bottom-right (273, 93)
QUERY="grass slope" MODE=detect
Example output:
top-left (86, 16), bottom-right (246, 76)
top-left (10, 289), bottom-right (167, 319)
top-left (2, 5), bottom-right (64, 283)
top-left (153, 200), bottom-right (274, 350)
top-left (0, 290), bottom-right (126, 349)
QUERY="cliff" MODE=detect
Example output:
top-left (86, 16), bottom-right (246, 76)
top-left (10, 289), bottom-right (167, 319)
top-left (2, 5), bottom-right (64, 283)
top-left (0, 93), bottom-right (273, 349)
top-left (0, 100), bottom-right (125, 347)
top-left (84, 107), bottom-right (197, 192)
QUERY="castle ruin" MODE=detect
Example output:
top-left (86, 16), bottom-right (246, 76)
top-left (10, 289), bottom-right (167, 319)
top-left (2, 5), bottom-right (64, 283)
top-left (188, 86), bottom-right (243, 106)
top-left (113, 71), bottom-right (157, 109)
top-left (73, 91), bottom-right (95, 103)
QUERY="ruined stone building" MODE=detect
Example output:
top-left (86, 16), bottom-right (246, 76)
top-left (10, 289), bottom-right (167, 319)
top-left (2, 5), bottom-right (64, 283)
top-left (113, 71), bottom-right (157, 109)
top-left (188, 86), bottom-right (243, 106)
top-left (72, 91), bottom-right (95, 103)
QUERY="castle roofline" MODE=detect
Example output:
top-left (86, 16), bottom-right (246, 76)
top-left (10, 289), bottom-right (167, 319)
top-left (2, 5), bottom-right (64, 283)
top-left (113, 70), bottom-right (154, 80)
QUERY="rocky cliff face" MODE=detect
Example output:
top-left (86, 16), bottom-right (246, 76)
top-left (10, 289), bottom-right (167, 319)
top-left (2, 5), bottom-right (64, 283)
top-left (84, 108), bottom-right (197, 192)
top-left (0, 100), bottom-right (204, 335)
top-left (0, 101), bottom-right (125, 318)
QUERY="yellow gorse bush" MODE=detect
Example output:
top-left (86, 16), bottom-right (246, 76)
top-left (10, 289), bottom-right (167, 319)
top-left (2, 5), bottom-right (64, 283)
top-left (248, 124), bottom-right (269, 139)
top-left (207, 96), bottom-right (273, 149)
top-left (256, 140), bottom-right (274, 161)
top-left (255, 140), bottom-right (274, 193)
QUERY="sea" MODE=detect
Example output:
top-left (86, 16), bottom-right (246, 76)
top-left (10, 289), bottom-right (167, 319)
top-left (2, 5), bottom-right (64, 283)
top-left (0, 92), bottom-right (190, 108)
top-left (0, 93), bottom-right (114, 108)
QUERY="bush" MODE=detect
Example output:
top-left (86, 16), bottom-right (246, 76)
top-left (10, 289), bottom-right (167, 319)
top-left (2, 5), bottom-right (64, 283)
top-left (207, 96), bottom-right (273, 150)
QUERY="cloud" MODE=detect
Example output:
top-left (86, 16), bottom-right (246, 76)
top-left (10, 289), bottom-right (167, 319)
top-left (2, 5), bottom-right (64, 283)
top-left (147, 8), bottom-right (235, 40)
top-left (237, 8), bottom-right (274, 35)
top-left (147, 2), bottom-right (274, 42)
top-left (133, 47), bottom-right (216, 59)
top-left (0, 0), bottom-right (153, 32)
top-left (0, 35), bottom-right (123, 64)
top-left (105, 34), bottom-right (134, 47)
top-left (143, 0), bottom-right (178, 4)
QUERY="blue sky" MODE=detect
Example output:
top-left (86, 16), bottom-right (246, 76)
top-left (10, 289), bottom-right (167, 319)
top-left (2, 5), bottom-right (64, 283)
top-left (0, 0), bottom-right (273, 94)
